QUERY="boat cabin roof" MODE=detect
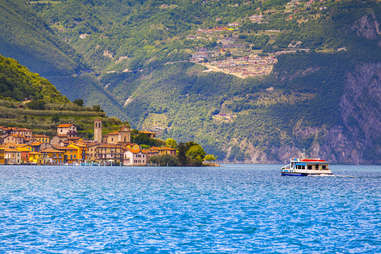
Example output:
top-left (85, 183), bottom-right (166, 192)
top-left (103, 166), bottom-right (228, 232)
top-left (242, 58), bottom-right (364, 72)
top-left (290, 158), bottom-right (327, 164)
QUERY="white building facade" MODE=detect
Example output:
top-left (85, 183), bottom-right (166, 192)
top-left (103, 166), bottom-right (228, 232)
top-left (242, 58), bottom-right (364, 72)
top-left (123, 150), bottom-right (146, 166)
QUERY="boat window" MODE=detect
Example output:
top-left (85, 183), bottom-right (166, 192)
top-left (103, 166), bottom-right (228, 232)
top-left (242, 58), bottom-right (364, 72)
top-left (315, 165), bottom-right (319, 170)
top-left (308, 165), bottom-right (312, 170)
top-left (301, 165), bottom-right (305, 169)
top-left (322, 165), bottom-right (326, 170)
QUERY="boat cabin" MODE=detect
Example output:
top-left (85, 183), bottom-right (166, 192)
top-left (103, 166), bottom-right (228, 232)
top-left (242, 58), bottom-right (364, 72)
top-left (290, 158), bottom-right (329, 170)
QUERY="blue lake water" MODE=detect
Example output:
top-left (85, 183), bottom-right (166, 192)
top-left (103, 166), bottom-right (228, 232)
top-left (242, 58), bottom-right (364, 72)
top-left (0, 164), bottom-right (380, 253)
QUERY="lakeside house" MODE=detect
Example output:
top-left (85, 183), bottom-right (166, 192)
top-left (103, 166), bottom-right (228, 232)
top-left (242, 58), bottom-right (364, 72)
top-left (123, 145), bottom-right (147, 166)
top-left (94, 143), bottom-right (124, 165)
top-left (4, 148), bottom-right (22, 165)
top-left (41, 148), bottom-right (64, 165)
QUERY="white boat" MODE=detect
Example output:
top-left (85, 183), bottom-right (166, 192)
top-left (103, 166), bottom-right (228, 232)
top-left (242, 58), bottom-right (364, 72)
top-left (281, 158), bottom-right (333, 176)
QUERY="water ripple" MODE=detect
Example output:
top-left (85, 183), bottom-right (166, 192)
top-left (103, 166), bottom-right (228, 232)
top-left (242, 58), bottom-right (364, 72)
top-left (0, 165), bottom-right (379, 252)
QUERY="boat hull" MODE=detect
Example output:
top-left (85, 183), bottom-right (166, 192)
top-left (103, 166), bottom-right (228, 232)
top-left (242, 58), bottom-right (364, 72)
top-left (281, 172), bottom-right (308, 176)
top-left (281, 169), bottom-right (333, 176)
top-left (281, 172), bottom-right (333, 176)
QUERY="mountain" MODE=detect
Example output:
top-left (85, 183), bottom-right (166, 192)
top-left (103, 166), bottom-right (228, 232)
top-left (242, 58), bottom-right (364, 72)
top-left (5, 0), bottom-right (381, 163)
top-left (0, 54), bottom-right (126, 137)
top-left (0, 0), bottom-right (130, 119)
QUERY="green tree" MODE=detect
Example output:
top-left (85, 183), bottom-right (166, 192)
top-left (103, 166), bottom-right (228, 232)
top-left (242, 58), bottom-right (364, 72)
top-left (132, 133), bottom-right (165, 147)
top-left (166, 138), bottom-right (177, 148)
top-left (177, 142), bottom-right (188, 165)
top-left (26, 99), bottom-right (45, 110)
top-left (186, 144), bottom-right (206, 162)
top-left (51, 114), bottom-right (60, 123)
top-left (204, 154), bottom-right (217, 161)
top-left (92, 104), bottom-right (102, 112)
top-left (73, 98), bottom-right (84, 106)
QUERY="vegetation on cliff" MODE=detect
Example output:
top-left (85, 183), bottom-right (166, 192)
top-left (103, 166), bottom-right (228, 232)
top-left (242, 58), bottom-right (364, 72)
top-left (0, 55), bottom-right (124, 137)
top-left (1, 0), bottom-right (381, 163)
top-left (0, 55), bottom-right (69, 104)
top-left (0, 0), bottom-right (129, 119)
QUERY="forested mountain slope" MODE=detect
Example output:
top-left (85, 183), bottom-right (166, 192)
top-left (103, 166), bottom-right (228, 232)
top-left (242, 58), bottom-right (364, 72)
top-left (0, 54), bottom-right (125, 137)
top-left (0, 54), bottom-right (69, 104)
top-left (0, 0), bottom-right (129, 118)
top-left (6, 0), bottom-right (381, 163)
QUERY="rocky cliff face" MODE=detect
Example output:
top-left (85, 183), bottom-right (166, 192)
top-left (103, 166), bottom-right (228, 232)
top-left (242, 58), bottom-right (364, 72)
top-left (339, 63), bottom-right (381, 163)
top-left (352, 13), bottom-right (381, 40)
top-left (322, 15), bottom-right (381, 164)
top-left (241, 15), bottom-right (381, 164)
top-left (243, 62), bottom-right (381, 164)
top-left (296, 63), bottom-right (381, 165)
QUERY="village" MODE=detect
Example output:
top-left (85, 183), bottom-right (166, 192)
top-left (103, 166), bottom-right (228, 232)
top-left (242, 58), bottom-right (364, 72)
top-left (199, 54), bottom-right (277, 79)
top-left (188, 0), bottom-right (328, 79)
top-left (189, 21), bottom-right (280, 79)
top-left (0, 120), bottom-right (176, 166)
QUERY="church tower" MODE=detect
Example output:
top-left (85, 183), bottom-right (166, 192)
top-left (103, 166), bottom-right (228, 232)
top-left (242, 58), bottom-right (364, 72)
top-left (94, 119), bottom-right (102, 143)
top-left (119, 125), bottom-right (131, 143)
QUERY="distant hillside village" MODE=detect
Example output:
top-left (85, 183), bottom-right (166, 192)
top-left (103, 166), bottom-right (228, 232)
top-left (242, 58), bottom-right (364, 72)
top-left (0, 120), bottom-right (177, 166)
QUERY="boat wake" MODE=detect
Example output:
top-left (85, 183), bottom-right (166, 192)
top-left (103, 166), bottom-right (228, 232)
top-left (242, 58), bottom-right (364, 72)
top-left (310, 174), bottom-right (335, 177)
top-left (332, 175), bottom-right (355, 178)
top-left (309, 174), bottom-right (355, 178)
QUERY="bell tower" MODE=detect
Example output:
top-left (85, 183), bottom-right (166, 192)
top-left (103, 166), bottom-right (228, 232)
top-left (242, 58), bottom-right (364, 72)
top-left (94, 119), bottom-right (102, 143)
top-left (119, 125), bottom-right (131, 143)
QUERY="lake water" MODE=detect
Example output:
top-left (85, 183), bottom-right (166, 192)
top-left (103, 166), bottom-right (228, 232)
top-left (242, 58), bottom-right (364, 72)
top-left (0, 164), bottom-right (379, 253)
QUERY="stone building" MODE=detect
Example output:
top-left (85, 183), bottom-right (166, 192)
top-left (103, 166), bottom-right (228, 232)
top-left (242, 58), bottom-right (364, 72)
top-left (94, 119), bottom-right (102, 143)
top-left (103, 126), bottom-right (131, 144)
top-left (57, 124), bottom-right (77, 137)
top-left (95, 144), bottom-right (124, 164)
